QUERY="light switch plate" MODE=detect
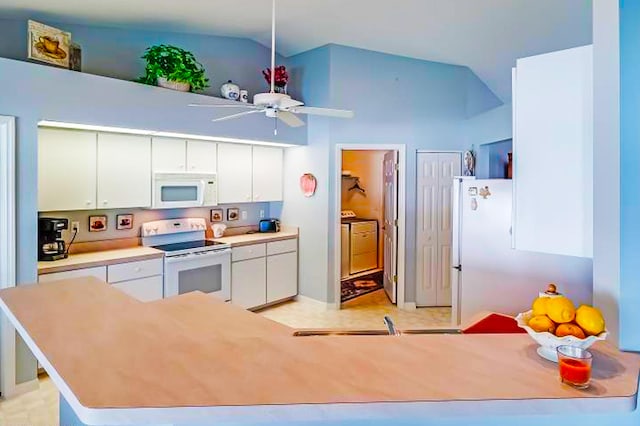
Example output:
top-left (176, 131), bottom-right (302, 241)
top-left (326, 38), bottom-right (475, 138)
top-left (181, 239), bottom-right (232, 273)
top-left (241, 210), bottom-right (248, 220)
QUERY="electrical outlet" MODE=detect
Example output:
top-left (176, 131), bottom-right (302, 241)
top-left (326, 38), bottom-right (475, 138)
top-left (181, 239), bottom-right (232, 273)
top-left (71, 221), bottom-right (80, 232)
top-left (259, 209), bottom-right (265, 219)
top-left (241, 210), bottom-right (248, 220)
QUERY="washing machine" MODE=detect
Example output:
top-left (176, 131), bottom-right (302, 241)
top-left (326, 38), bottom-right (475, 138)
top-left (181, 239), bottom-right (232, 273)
top-left (341, 210), bottom-right (378, 276)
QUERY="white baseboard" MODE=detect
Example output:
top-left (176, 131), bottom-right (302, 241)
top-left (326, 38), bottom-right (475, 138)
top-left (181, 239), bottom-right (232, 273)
top-left (403, 302), bottom-right (417, 311)
top-left (294, 295), bottom-right (331, 309)
top-left (3, 378), bottom-right (39, 400)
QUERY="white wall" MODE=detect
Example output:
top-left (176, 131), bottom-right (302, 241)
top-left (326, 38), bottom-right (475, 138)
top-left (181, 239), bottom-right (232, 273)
top-left (593, 0), bottom-right (620, 345)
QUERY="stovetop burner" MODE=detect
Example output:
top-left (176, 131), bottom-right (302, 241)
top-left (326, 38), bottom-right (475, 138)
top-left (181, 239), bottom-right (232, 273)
top-left (152, 240), bottom-right (227, 253)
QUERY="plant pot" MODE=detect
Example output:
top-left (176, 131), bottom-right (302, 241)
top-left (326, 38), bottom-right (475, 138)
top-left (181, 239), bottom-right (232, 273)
top-left (275, 84), bottom-right (287, 94)
top-left (157, 77), bottom-right (191, 92)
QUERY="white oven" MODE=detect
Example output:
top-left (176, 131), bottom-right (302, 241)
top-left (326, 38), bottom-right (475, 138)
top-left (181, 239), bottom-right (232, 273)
top-left (164, 248), bottom-right (231, 301)
top-left (152, 172), bottom-right (218, 209)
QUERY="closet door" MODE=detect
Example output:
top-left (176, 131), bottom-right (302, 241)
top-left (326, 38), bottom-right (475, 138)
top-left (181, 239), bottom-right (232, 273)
top-left (97, 133), bottom-right (152, 209)
top-left (416, 153), bottom-right (440, 307)
top-left (436, 153), bottom-right (461, 306)
top-left (217, 143), bottom-right (252, 204)
top-left (152, 137), bottom-right (186, 173)
top-left (38, 128), bottom-right (97, 211)
top-left (186, 140), bottom-right (217, 173)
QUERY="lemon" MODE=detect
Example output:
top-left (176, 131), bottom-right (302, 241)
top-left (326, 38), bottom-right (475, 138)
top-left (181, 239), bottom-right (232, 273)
top-left (555, 323), bottom-right (586, 339)
top-left (575, 305), bottom-right (606, 336)
top-left (528, 315), bottom-right (556, 333)
top-left (546, 296), bottom-right (576, 324)
top-left (532, 296), bottom-right (549, 316)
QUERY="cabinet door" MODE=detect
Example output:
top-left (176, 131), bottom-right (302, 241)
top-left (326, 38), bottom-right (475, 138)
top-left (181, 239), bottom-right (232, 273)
top-left (252, 146), bottom-right (283, 202)
top-left (187, 140), bottom-right (217, 173)
top-left (38, 266), bottom-right (107, 283)
top-left (513, 46), bottom-right (593, 258)
top-left (267, 252), bottom-right (298, 303)
top-left (38, 128), bottom-right (97, 211)
top-left (231, 257), bottom-right (266, 309)
top-left (97, 133), bottom-right (152, 209)
top-left (152, 137), bottom-right (186, 172)
top-left (217, 143), bottom-right (253, 204)
top-left (112, 276), bottom-right (163, 302)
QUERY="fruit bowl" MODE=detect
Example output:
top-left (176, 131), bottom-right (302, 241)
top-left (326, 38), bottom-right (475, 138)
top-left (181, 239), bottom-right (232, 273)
top-left (515, 310), bottom-right (607, 362)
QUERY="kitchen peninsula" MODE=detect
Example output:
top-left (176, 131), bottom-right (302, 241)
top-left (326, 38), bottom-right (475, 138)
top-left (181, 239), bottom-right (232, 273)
top-left (0, 278), bottom-right (638, 426)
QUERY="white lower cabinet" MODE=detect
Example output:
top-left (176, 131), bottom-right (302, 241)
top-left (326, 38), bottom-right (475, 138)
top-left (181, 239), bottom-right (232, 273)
top-left (231, 257), bottom-right (267, 309)
top-left (266, 252), bottom-right (298, 304)
top-left (231, 239), bottom-right (298, 309)
top-left (112, 275), bottom-right (163, 302)
top-left (38, 266), bottom-right (107, 283)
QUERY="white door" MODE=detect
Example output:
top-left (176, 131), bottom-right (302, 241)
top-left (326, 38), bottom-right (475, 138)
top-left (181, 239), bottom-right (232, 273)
top-left (252, 146), bottom-right (284, 202)
top-left (383, 151), bottom-right (398, 303)
top-left (187, 140), bottom-right (217, 173)
top-left (38, 128), bottom-right (97, 211)
top-left (436, 153), bottom-right (461, 306)
top-left (266, 252), bottom-right (298, 303)
top-left (97, 133), bottom-right (152, 209)
top-left (416, 153), bottom-right (439, 306)
top-left (217, 143), bottom-right (253, 204)
top-left (152, 137), bottom-right (186, 172)
top-left (231, 258), bottom-right (267, 309)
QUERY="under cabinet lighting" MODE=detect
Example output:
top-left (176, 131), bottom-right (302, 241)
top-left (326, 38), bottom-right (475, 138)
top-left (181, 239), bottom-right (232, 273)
top-left (37, 120), bottom-right (298, 148)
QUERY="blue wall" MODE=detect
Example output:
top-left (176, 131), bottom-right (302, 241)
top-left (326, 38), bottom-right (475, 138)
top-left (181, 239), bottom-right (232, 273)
top-left (477, 139), bottom-right (513, 179)
top-left (283, 44), bottom-right (503, 304)
top-left (619, 0), bottom-right (640, 350)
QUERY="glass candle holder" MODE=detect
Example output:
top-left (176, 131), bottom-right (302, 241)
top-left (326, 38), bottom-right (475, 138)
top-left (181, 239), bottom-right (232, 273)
top-left (557, 345), bottom-right (593, 389)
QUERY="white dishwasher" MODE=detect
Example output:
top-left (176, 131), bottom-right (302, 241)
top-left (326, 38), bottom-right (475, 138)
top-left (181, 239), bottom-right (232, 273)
top-left (341, 211), bottom-right (378, 276)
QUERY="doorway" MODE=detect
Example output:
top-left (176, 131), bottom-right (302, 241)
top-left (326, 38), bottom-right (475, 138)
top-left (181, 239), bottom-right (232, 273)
top-left (0, 116), bottom-right (16, 398)
top-left (415, 152), bottom-right (462, 308)
top-left (333, 144), bottom-right (406, 310)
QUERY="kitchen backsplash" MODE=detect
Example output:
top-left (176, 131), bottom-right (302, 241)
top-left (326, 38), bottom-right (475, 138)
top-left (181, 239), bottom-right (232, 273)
top-left (39, 203), bottom-right (275, 243)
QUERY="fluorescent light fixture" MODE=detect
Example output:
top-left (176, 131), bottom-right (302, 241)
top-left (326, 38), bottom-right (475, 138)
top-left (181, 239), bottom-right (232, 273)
top-left (37, 120), bottom-right (299, 148)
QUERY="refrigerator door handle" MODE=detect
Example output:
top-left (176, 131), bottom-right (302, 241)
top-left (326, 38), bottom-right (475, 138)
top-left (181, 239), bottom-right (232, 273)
top-left (452, 265), bottom-right (462, 271)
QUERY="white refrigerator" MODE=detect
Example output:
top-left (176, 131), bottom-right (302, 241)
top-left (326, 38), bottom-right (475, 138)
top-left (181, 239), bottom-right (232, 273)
top-left (451, 178), bottom-right (593, 326)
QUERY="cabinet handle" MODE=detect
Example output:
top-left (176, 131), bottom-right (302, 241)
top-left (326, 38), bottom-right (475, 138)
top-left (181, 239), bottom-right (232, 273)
top-left (179, 165), bottom-right (185, 169)
top-left (85, 201), bottom-right (92, 206)
top-left (134, 267), bottom-right (141, 272)
top-left (102, 200), bottom-right (108, 205)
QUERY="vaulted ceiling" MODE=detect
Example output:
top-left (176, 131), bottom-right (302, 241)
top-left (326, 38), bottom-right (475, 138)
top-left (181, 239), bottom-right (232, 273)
top-left (0, 0), bottom-right (592, 101)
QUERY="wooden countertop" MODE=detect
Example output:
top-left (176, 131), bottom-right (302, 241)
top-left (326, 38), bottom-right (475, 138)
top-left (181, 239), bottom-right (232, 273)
top-left (0, 278), bottom-right (638, 425)
top-left (212, 228), bottom-right (298, 247)
top-left (37, 247), bottom-right (164, 275)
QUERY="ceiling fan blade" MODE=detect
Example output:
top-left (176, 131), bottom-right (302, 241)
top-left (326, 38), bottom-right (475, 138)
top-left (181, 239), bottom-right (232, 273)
top-left (211, 109), bottom-right (263, 123)
top-left (278, 97), bottom-right (304, 109)
top-left (189, 103), bottom-right (258, 109)
top-left (277, 111), bottom-right (305, 128)
top-left (290, 106), bottom-right (354, 119)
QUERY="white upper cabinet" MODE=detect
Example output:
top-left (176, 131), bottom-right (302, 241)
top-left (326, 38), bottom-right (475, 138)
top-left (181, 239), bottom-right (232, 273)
top-left (38, 128), bottom-right (97, 211)
top-left (152, 137), bottom-right (186, 172)
top-left (217, 143), bottom-right (253, 204)
top-left (512, 45), bottom-right (593, 258)
top-left (252, 146), bottom-right (284, 202)
top-left (186, 140), bottom-right (217, 173)
top-left (97, 133), bottom-right (152, 209)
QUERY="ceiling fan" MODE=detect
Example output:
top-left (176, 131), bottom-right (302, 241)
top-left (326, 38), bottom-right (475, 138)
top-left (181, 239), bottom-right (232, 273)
top-left (188, 0), bottom-right (354, 134)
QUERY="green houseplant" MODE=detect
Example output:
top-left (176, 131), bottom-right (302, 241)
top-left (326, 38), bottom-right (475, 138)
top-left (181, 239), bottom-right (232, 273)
top-left (138, 44), bottom-right (209, 92)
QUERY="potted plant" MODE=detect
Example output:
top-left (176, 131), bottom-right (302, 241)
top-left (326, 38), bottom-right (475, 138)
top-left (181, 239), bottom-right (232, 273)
top-left (138, 44), bottom-right (209, 92)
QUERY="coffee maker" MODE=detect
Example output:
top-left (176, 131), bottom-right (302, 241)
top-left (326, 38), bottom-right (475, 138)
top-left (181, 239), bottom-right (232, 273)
top-left (38, 218), bottom-right (69, 261)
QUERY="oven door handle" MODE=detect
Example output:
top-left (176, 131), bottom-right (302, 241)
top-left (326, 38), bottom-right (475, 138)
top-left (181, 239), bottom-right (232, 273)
top-left (164, 248), bottom-right (231, 264)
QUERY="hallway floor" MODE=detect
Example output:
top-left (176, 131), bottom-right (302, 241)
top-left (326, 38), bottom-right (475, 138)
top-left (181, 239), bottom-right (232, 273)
top-left (259, 289), bottom-right (453, 330)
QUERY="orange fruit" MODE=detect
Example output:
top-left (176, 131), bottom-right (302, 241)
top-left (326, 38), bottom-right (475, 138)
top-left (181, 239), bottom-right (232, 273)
top-left (555, 323), bottom-right (586, 339)
top-left (528, 315), bottom-right (556, 333)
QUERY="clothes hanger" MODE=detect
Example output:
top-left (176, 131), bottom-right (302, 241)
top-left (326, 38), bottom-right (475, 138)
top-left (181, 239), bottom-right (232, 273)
top-left (348, 178), bottom-right (366, 194)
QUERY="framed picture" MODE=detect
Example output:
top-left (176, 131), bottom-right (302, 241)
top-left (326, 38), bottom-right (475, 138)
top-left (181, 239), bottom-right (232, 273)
top-left (227, 208), bottom-right (240, 221)
top-left (116, 214), bottom-right (134, 230)
top-left (89, 215), bottom-right (107, 232)
top-left (210, 209), bottom-right (223, 222)
top-left (27, 20), bottom-right (71, 68)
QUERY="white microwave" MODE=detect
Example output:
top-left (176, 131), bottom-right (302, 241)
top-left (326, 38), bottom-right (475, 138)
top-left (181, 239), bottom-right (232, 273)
top-left (152, 172), bottom-right (218, 209)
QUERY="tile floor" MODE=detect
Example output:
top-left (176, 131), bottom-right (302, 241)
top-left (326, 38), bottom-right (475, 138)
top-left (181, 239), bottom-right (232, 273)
top-left (259, 289), bottom-right (453, 330)
top-left (0, 290), bottom-right (452, 425)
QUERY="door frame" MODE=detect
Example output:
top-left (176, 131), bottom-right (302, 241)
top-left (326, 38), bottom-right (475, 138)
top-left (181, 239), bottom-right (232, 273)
top-left (0, 116), bottom-right (17, 398)
top-left (333, 144), bottom-right (407, 309)
top-left (415, 150), bottom-right (463, 314)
